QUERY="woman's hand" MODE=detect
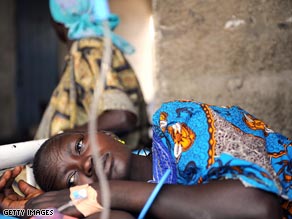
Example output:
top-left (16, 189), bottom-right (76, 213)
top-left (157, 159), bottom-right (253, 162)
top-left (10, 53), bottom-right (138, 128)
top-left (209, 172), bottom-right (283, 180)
top-left (0, 166), bottom-right (43, 210)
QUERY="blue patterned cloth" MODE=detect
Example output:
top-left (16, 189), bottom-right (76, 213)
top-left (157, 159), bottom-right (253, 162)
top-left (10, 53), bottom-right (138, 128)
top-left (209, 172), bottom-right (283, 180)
top-left (151, 100), bottom-right (292, 218)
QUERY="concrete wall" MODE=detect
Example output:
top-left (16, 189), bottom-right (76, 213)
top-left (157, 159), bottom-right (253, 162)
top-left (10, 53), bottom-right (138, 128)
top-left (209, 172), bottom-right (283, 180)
top-left (153, 0), bottom-right (292, 137)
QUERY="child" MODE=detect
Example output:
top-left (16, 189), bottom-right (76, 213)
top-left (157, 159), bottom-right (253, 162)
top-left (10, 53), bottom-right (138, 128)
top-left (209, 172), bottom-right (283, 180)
top-left (1, 100), bottom-right (291, 219)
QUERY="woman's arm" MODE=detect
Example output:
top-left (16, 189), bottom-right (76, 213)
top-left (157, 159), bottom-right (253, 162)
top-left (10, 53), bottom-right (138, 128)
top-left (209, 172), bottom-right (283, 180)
top-left (69, 110), bottom-right (137, 135)
top-left (96, 110), bottom-right (137, 134)
top-left (0, 167), bottom-right (43, 211)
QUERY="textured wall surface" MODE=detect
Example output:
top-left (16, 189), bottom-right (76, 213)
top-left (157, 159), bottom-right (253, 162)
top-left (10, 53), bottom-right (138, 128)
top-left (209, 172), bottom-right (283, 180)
top-left (153, 0), bottom-right (292, 137)
top-left (0, 0), bottom-right (16, 139)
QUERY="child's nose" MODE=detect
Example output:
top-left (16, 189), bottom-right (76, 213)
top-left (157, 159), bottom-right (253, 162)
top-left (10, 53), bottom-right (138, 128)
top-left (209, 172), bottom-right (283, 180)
top-left (82, 156), bottom-right (93, 177)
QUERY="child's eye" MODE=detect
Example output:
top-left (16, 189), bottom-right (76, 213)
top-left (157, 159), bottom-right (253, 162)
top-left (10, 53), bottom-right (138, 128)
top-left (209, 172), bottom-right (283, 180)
top-left (67, 171), bottom-right (77, 188)
top-left (75, 138), bottom-right (84, 154)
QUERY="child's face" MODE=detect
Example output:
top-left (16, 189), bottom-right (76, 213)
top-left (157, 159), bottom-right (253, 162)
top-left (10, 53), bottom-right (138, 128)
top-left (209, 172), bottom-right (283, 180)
top-left (43, 132), bottom-right (132, 190)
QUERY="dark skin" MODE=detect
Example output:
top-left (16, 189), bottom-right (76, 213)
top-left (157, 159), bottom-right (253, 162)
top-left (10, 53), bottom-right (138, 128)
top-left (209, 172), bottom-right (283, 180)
top-left (0, 166), bottom-right (43, 210)
top-left (0, 132), bottom-right (283, 219)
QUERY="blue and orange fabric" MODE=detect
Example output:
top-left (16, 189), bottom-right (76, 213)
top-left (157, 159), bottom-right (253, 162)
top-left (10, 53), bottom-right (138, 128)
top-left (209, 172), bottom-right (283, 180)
top-left (151, 100), bottom-right (292, 218)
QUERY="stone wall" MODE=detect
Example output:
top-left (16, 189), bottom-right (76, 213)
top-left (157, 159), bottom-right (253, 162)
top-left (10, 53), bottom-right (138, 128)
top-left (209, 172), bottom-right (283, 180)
top-left (153, 0), bottom-right (292, 137)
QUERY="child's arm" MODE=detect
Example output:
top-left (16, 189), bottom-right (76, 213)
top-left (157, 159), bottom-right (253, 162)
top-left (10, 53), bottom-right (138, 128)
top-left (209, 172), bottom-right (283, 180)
top-left (23, 179), bottom-right (282, 219)
top-left (85, 210), bottom-right (135, 219)
top-left (106, 180), bottom-right (282, 219)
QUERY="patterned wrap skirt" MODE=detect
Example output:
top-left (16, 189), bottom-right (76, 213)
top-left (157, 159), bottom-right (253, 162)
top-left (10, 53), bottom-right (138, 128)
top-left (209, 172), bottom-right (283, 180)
top-left (151, 100), bottom-right (292, 218)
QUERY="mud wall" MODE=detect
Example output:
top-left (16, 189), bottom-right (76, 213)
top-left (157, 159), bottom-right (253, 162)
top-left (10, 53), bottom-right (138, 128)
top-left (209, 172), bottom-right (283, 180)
top-left (153, 0), bottom-right (292, 137)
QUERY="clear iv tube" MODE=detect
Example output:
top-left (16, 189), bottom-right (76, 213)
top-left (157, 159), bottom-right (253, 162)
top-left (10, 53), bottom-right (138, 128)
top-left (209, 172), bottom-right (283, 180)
top-left (88, 19), bottom-right (112, 219)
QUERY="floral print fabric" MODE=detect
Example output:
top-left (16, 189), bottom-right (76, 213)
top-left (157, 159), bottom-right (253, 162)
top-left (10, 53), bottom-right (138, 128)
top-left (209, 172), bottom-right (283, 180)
top-left (152, 100), bottom-right (292, 218)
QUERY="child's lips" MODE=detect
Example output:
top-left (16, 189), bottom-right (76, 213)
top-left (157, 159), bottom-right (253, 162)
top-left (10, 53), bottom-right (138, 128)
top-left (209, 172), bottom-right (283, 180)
top-left (102, 152), bottom-right (113, 179)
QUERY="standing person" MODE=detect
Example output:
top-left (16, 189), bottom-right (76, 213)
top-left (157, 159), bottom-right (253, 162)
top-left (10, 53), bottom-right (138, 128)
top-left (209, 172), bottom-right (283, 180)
top-left (1, 100), bottom-right (291, 219)
top-left (35, 0), bottom-right (151, 150)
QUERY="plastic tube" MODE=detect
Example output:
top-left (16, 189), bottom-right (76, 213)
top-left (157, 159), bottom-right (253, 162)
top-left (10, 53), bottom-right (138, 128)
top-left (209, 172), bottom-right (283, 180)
top-left (138, 169), bottom-right (171, 219)
top-left (88, 18), bottom-right (112, 219)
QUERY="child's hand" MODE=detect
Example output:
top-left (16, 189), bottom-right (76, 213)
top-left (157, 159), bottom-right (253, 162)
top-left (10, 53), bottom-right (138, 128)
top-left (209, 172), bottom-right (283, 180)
top-left (24, 189), bottom-right (83, 219)
top-left (0, 166), bottom-right (43, 210)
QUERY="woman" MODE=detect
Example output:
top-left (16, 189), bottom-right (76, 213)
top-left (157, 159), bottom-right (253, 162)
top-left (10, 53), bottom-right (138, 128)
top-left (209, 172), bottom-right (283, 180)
top-left (34, 0), bottom-right (150, 150)
top-left (1, 100), bottom-right (290, 219)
